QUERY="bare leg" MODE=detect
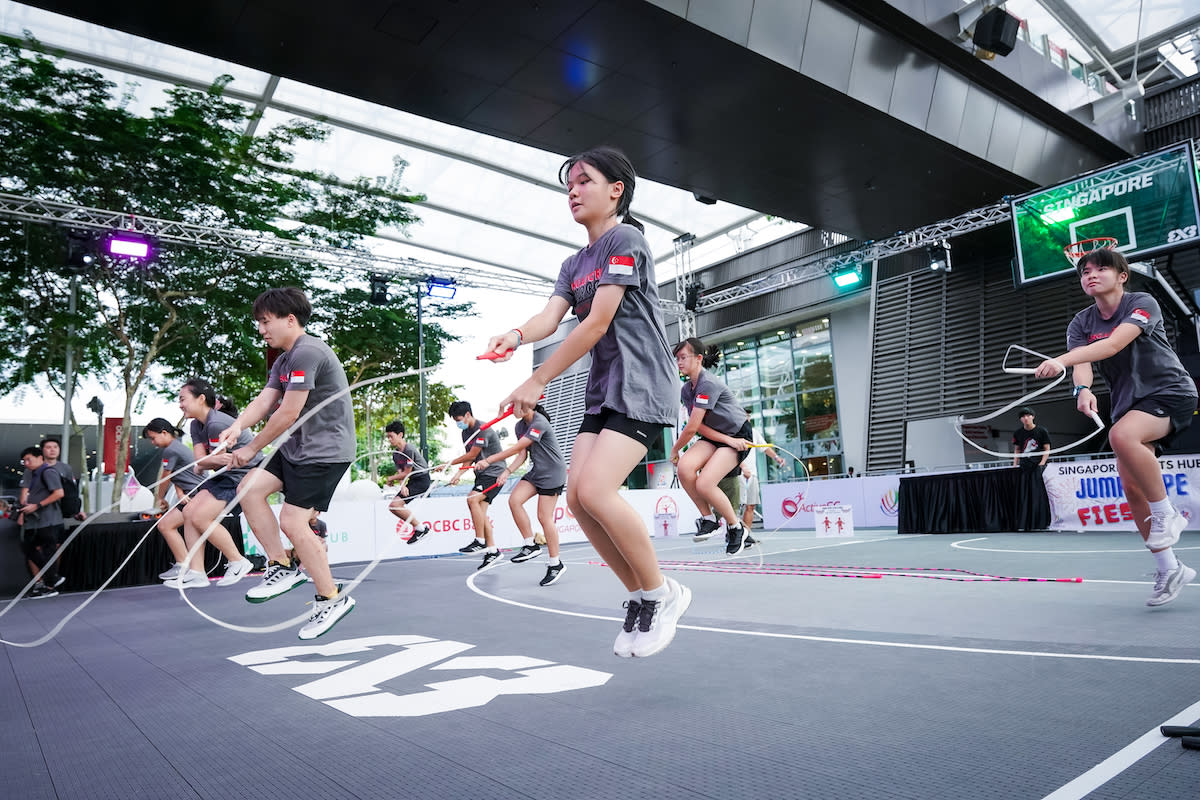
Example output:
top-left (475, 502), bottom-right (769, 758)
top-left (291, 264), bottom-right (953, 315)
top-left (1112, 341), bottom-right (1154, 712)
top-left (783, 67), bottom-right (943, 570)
top-left (742, 503), bottom-right (756, 530)
top-left (693, 448), bottom-right (743, 526)
top-left (279, 503), bottom-right (336, 596)
top-left (676, 440), bottom-right (717, 517)
top-left (570, 429), bottom-right (664, 592)
top-left (467, 492), bottom-right (494, 546)
top-left (182, 492), bottom-right (245, 570)
top-left (236, 468), bottom-right (288, 562)
top-left (537, 493), bottom-right (560, 559)
top-left (508, 480), bottom-right (537, 539)
top-left (158, 506), bottom-right (190, 564)
top-left (1110, 410), bottom-right (1173, 550)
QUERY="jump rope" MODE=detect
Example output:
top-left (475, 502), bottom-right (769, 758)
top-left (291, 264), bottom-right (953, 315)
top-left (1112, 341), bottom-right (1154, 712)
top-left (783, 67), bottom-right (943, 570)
top-left (4, 344), bottom-right (1098, 646)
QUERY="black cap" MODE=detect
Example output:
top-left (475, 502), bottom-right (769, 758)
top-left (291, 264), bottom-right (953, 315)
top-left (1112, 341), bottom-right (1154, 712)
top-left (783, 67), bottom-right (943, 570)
top-left (1017, 407), bottom-right (1034, 418)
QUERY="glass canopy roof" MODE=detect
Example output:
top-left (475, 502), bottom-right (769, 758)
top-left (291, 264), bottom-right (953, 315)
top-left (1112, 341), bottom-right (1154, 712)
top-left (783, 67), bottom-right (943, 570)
top-left (0, 0), bottom-right (809, 288)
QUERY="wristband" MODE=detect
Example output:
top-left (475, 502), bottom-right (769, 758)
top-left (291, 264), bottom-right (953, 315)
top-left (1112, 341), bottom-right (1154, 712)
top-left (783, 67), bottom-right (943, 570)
top-left (512, 328), bottom-right (523, 346)
top-left (1073, 385), bottom-right (1091, 397)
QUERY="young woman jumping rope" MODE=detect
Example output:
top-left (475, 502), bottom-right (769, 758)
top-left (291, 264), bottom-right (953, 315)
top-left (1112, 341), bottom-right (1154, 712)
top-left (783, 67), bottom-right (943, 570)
top-left (1035, 247), bottom-right (1198, 607)
top-left (476, 403), bottom-right (568, 587)
top-left (484, 146), bottom-right (687, 658)
top-left (142, 418), bottom-right (207, 583)
top-left (670, 338), bottom-right (755, 555)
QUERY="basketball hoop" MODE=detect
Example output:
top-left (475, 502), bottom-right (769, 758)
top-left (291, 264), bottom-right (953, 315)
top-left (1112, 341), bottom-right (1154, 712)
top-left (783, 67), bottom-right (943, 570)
top-left (1062, 237), bottom-right (1118, 268)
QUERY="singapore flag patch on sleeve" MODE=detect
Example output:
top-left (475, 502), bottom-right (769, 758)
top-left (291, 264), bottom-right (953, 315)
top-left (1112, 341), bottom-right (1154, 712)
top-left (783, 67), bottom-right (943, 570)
top-left (696, 393), bottom-right (711, 407)
top-left (289, 370), bottom-right (306, 384)
top-left (1129, 308), bottom-right (1150, 325)
top-left (607, 255), bottom-right (634, 276)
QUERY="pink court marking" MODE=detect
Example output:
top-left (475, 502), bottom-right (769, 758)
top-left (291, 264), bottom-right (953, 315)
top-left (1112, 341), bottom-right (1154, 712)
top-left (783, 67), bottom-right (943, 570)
top-left (649, 560), bottom-right (1082, 584)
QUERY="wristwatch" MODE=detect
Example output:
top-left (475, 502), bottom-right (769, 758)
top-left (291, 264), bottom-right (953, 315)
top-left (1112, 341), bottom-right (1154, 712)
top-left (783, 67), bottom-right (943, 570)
top-left (1072, 385), bottom-right (1091, 397)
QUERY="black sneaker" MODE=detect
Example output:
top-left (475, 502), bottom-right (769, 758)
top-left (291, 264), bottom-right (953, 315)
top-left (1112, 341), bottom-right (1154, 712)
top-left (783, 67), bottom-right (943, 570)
top-left (511, 543), bottom-right (541, 563)
top-left (478, 550), bottom-right (502, 570)
top-left (539, 562), bottom-right (565, 586)
top-left (692, 518), bottom-right (721, 542)
top-left (725, 525), bottom-right (748, 555)
top-left (459, 539), bottom-right (486, 553)
top-left (28, 583), bottom-right (58, 599)
top-left (743, 535), bottom-right (757, 550)
top-left (407, 524), bottom-right (431, 545)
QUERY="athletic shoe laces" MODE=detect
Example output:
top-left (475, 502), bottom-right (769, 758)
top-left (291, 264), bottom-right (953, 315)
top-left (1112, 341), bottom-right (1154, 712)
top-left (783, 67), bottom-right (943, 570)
top-left (1153, 570), bottom-right (1170, 592)
top-left (621, 600), bottom-right (641, 633)
top-left (636, 598), bottom-right (661, 633)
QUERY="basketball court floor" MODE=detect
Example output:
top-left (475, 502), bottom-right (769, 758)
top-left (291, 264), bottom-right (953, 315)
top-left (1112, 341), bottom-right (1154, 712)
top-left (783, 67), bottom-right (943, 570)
top-left (4, 528), bottom-right (1200, 799)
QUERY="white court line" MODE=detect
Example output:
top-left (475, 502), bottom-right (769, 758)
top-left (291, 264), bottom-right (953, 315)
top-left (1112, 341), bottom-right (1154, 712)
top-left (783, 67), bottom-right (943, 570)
top-left (463, 566), bottom-right (1200, 665)
top-left (1042, 701), bottom-right (1200, 799)
top-left (951, 537), bottom-right (1200, 555)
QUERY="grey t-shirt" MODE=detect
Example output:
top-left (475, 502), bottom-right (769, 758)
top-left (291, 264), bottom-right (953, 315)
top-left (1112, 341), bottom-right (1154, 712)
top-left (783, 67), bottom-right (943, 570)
top-left (1066, 291), bottom-right (1197, 420)
top-left (464, 424), bottom-right (506, 484)
top-left (552, 224), bottom-right (677, 426)
top-left (267, 333), bottom-right (356, 463)
top-left (190, 408), bottom-right (262, 481)
top-left (392, 443), bottom-right (430, 493)
top-left (681, 369), bottom-right (745, 436)
top-left (160, 437), bottom-right (204, 494)
top-left (515, 412), bottom-right (567, 488)
top-left (24, 465), bottom-right (63, 530)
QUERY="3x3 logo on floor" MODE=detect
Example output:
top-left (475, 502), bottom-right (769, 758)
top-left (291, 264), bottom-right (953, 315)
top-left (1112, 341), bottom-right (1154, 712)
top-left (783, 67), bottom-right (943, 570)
top-left (229, 635), bottom-right (612, 717)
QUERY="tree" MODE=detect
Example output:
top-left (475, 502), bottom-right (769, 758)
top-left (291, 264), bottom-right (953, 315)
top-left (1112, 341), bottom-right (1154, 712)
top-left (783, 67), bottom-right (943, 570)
top-left (0, 35), bottom-right (454, 497)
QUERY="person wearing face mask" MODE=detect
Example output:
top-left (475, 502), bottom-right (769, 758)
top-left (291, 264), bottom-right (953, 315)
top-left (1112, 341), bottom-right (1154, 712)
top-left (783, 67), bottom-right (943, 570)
top-left (439, 400), bottom-right (509, 569)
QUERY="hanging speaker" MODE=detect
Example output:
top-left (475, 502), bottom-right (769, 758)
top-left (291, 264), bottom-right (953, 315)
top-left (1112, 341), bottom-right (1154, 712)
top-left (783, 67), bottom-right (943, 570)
top-left (973, 8), bottom-right (1019, 57)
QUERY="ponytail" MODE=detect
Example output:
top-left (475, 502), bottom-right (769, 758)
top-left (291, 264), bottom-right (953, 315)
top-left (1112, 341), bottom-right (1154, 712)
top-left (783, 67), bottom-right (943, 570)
top-left (672, 337), bottom-right (720, 369)
top-left (560, 145), bottom-right (641, 231)
top-left (533, 403), bottom-right (551, 423)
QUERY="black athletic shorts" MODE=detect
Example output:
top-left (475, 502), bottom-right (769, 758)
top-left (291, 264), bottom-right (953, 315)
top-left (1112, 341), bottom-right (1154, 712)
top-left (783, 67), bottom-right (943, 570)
top-left (578, 408), bottom-right (666, 448)
top-left (1117, 394), bottom-right (1197, 448)
top-left (262, 454), bottom-right (351, 512)
top-left (700, 420), bottom-right (754, 467)
top-left (470, 475), bottom-right (504, 504)
top-left (520, 476), bottom-right (563, 497)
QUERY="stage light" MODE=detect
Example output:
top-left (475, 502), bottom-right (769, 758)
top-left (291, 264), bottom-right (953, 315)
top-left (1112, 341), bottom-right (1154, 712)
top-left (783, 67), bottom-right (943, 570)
top-left (684, 283), bottom-right (702, 311)
top-left (106, 231), bottom-right (152, 260)
top-left (64, 230), bottom-right (96, 274)
top-left (927, 240), bottom-right (952, 272)
top-left (368, 273), bottom-right (390, 305)
top-left (832, 265), bottom-right (862, 288)
top-left (425, 275), bottom-right (457, 299)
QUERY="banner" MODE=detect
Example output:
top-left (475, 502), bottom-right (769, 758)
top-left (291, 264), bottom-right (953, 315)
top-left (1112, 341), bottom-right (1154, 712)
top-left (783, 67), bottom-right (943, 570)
top-left (762, 475), bottom-right (901, 530)
top-left (243, 488), bottom-right (702, 566)
top-left (1044, 456), bottom-right (1197, 531)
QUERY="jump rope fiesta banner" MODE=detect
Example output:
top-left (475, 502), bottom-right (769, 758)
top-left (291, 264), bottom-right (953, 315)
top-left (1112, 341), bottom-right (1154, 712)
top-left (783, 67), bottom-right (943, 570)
top-left (1044, 455), bottom-right (1198, 532)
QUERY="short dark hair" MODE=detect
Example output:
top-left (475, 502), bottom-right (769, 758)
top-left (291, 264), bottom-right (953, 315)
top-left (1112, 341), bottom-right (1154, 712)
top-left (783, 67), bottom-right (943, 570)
top-left (1018, 407), bottom-right (1035, 418)
top-left (448, 400), bottom-right (472, 418)
top-left (41, 436), bottom-right (61, 447)
top-left (385, 420), bottom-right (405, 436)
top-left (559, 146), bottom-right (643, 233)
top-left (21, 445), bottom-right (43, 459)
top-left (252, 287), bottom-right (312, 326)
top-left (1075, 246), bottom-right (1130, 277)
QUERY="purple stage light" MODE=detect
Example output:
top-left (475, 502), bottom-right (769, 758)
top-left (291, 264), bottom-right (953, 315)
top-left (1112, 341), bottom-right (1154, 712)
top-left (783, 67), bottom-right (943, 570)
top-left (107, 232), bottom-right (152, 260)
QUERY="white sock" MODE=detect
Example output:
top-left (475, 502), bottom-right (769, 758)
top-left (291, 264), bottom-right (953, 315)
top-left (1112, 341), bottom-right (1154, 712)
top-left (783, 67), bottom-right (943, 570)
top-left (1154, 548), bottom-right (1180, 572)
top-left (486, 547), bottom-right (498, 554)
top-left (548, 557), bottom-right (560, 566)
top-left (643, 580), bottom-right (669, 601)
top-left (523, 537), bottom-right (535, 546)
top-left (703, 514), bottom-right (717, 522)
top-left (1148, 498), bottom-right (1174, 516)
top-left (629, 589), bottom-right (643, 603)
top-left (475, 537), bottom-right (486, 545)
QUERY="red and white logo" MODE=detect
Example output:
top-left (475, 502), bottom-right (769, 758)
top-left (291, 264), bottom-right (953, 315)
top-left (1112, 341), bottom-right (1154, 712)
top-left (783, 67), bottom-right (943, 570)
top-left (289, 370), bottom-right (306, 384)
top-left (607, 254), bottom-right (634, 275)
top-left (696, 394), bottom-right (710, 405)
top-left (1130, 308), bottom-right (1150, 324)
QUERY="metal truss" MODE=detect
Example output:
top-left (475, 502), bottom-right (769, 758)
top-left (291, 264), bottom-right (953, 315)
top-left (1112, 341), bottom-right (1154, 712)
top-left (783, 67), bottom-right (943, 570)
top-left (0, 192), bottom-right (553, 297)
top-left (696, 203), bottom-right (1012, 312)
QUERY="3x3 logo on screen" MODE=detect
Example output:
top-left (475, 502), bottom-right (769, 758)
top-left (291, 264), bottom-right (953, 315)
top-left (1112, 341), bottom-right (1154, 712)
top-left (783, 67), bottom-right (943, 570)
top-left (229, 635), bottom-right (611, 717)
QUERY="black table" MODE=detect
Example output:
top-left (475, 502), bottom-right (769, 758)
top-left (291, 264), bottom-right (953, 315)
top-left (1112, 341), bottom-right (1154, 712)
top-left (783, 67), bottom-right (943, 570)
top-left (1, 513), bottom-right (246, 596)
top-left (898, 467), bottom-right (1051, 534)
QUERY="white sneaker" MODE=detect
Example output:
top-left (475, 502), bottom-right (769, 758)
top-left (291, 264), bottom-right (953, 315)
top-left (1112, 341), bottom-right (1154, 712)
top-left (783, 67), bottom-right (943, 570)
top-left (298, 592), bottom-right (356, 640)
top-left (245, 561), bottom-right (306, 603)
top-left (613, 599), bottom-right (641, 658)
top-left (630, 578), bottom-right (692, 658)
top-left (1146, 508), bottom-right (1187, 550)
top-left (1147, 562), bottom-right (1196, 607)
top-left (216, 558), bottom-right (253, 587)
top-left (158, 563), bottom-right (185, 581)
top-left (164, 569), bottom-right (210, 589)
